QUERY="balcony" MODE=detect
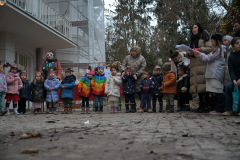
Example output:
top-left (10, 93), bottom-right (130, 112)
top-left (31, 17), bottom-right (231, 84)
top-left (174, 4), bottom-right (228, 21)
top-left (0, 0), bottom-right (76, 49)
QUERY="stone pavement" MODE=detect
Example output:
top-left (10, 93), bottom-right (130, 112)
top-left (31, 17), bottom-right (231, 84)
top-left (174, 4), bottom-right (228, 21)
top-left (1, 111), bottom-right (240, 160)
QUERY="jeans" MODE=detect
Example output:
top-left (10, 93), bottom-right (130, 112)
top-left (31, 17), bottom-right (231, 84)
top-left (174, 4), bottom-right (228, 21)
top-left (140, 94), bottom-right (151, 109)
top-left (94, 95), bottom-right (103, 111)
top-left (225, 82), bottom-right (240, 111)
top-left (0, 92), bottom-right (3, 111)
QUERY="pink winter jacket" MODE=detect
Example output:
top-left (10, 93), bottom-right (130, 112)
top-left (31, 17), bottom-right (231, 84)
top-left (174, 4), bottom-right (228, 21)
top-left (6, 73), bottom-right (23, 94)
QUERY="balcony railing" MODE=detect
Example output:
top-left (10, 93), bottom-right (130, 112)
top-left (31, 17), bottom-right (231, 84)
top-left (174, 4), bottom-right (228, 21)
top-left (7, 0), bottom-right (72, 40)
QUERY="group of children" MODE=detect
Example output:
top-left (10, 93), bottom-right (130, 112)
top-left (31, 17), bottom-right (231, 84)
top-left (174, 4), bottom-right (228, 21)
top-left (0, 35), bottom-right (240, 116)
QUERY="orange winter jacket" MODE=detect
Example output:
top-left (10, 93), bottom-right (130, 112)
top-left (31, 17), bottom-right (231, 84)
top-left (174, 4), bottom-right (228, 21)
top-left (161, 70), bottom-right (177, 94)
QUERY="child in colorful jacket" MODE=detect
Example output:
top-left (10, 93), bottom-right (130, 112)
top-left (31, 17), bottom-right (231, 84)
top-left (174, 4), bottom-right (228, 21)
top-left (150, 66), bottom-right (163, 112)
top-left (0, 62), bottom-right (7, 115)
top-left (138, 71), bottom-right (154, 113)
top-left (44, 70), bottom-right (60, 114)
top-left (60, 69), bottom-right (75, 114)
top-left (78, 71), bottom-right (95, 114)
top-left (91, 66), bottom-right (107, 112)
top-left (18, 70), bottom-right (31, 114)
top-left (5, 64), bottom-right (23, 115)
top-left (160, 62), bottom-right (177, 113)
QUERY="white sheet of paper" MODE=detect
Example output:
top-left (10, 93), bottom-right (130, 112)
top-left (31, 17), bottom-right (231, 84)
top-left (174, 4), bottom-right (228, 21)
top-left (175, 44), bottom-right (192, 52)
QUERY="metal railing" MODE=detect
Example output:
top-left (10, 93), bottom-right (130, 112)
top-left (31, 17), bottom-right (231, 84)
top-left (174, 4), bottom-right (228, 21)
top-left (7, 0), bottom-right (72, 40)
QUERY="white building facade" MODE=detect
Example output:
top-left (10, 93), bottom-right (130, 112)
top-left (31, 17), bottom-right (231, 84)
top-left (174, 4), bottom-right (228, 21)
top-left (0, 0), bottom-right (105, 80)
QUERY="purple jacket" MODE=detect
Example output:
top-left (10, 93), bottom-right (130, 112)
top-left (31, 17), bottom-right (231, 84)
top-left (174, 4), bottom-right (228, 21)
top-left (44, 76), bottom-right (60, 102)
top-left (198, 47), bottom-right (226, 82)
top-left (0, 73), bottom-right (7, 92)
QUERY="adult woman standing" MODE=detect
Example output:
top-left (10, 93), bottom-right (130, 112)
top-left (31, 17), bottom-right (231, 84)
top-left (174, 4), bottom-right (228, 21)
top-left (187, 23), bottom-right (212, 112)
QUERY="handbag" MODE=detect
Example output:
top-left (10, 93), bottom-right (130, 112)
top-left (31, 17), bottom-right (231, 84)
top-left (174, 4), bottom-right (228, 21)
top-left (232, 86), bottom-right (239, 112)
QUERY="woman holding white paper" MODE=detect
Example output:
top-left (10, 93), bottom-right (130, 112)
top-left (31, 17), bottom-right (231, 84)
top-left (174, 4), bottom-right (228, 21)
top-left (187, 23), bottom-right (212, 113)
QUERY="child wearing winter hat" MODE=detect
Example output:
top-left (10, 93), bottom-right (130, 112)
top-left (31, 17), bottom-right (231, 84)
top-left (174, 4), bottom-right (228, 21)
top-left (150, 65), bottom-right (163, 112)
top-left (5, 64), bottom-right (23, 115)
top-left (18, 70), bottom-right (31, 114)
top-left (44, 69), bottom-right (61, 114)
top-left (78, 70), bottom-right (95, 114)
top-left (194, 33), bottom-right (226, 115)
top-left (91, 65), bottom-right (107, 112)
top-left (60, 69), bottom-right (75, 114)
top-left (138, 71), bottom-right (154, 113)
top-left (122, 66), bottom-right (137, 113)
top-left (160, 62), bottom-right (177, 113)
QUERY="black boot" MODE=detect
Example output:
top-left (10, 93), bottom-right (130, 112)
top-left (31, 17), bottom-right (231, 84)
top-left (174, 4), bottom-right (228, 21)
top-left (152, 103), bottom-right (156, 113)
top-left (95, 106), bottom-right (98, 112)
top-left (159, 102), bottom-right (163, 112)
top-left (130, 104), bottom-right (136, 113)
top-left (99, 106), bottom-right (103, 112)
top-left (125, 105), bottom-right (130, 113)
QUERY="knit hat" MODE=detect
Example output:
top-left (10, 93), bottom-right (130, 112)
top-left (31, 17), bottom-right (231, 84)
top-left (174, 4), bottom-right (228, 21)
top-left (97, 65), bottom-right (104, 71)
top-left (88, 71), bottom-right (95, 76)
top-left (162, 62), bottom-right (171, 71)
top-left (211, 34), bottom-right (222, 42)
top-left (223, 35), bottom-right (233, 42)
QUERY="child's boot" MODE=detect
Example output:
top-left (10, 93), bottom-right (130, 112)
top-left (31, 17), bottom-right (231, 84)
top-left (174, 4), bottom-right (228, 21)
top-left (81, 107), bottom-right (85, 114)
top-left (152, 104), bottom-right (156, 112)
top-left (14, 108), bottom-right (19, 115)
top-left (159, 102), bottom-right (163, 112)
top-left (169, 105), bottom-right (174, 113)
top-left (64, 107), bottom-right (68, 114)
top-left (6, 108), bottom-right (10, 115)
top-left (110, 106), bottom-right (114, 113)
top-left (53, 107), bottom-right (57, 115)
top-left (68, 108), bottom-right (72, 114)
top-left (95, 106), bottom-right (98, 112)
top-left (138, 107), bottom-right (143, 113)
top-left (125, 104), bottom-right (129, 113)
top-left (99, 106), bottom-right (103, 112)
top-left (114, 106), bottom-right (117, 113)
top-left (86, 107), bottom-right (90, 114)
top-left (147, 108), bottom-right (153, 113)
top-left (130, 104), bottom-right (136, 113)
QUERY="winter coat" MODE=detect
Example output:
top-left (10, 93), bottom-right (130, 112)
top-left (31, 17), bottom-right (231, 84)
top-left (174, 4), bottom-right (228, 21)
top-left (44, 76), bottom-right (60, 102)
top-left (198, 47), bottom-right (226, 82)
top-left (0, 73), bottom-right (7, 92)
top-left (150, 74), bottom-right (163, 96)
top-left (60, 76), bottom-right (75, 99)
top-left (228, 51), bottom-right (240, 82)
top-left (139, 78), bottom-right (154, 94)
top-left (40, 58), bottom-right (62, 80)
top-left (187, 37), bottom-right (212, 94)
top-left (122, 74), bottom-right (136, 95)
top-left (31, 81), bottom-right (45, 102)
top-left (224, 45), bottom-right (233, 85)
top-left (78, 76), bottom-right (92, 97)
top-left (91, 73), bottom-right (107, 96)
top-left (177, 74), bottom-right (190, 93)
top-left (121, 53), bottom-right (147, 92)
top-left (19, 80), bottom-right (31, 100)
top-left (105, 73), bottom-right (122, 97)
top-left (6, 73), bottom-right (23, 94)
top-left (161, 71), bottom-right (177, 94)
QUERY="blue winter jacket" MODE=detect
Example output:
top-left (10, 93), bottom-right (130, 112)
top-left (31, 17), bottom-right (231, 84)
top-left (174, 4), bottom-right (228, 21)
top-left (150, 74), bottom-right (163, 96)
top-left (59, 76), bottom-right (75, 99)
top-left (139, 78), bottom-right (154, 94)
top-left (122, 74), bottom-right (136, 95)
top-left (44, 76), bottom-right (60, 102)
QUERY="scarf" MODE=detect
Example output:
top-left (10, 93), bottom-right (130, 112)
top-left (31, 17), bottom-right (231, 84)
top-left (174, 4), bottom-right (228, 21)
top-left (43, 58), bottom-right (56, 78)
top-left (190, 33), bottom-right (201, 49)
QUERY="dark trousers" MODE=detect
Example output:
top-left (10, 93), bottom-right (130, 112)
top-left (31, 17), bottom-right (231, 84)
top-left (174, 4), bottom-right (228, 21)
top-left (82, 97), bottom-right (89, 108)
top-left (124, 94), bottom-right (135, 104)
top-left (152, 95), bottom-right (163, 106)
top-left (199, 93), bottom-right (209, 108)
top-left (140, 94), bottom-right (151, 109)
top-left (215, 93), bottom-right (224, 112)
top-left (18, 98), bottom-right (27, 114)
top-left (178, 93), bottom-right (189, 108)
top-left (63, 98), bottom-right (73, 108)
